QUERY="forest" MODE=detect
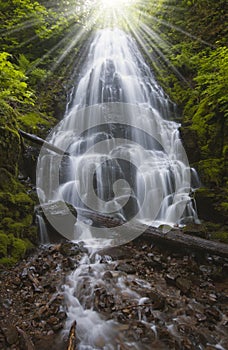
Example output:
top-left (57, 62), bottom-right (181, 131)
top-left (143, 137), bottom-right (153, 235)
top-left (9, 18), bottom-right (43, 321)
top-left (0, 0), bottom-right (227, 349)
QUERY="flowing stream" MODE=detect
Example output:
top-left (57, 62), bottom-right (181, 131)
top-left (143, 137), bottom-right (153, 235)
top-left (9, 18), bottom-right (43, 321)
top-left (37, 28), bottom-right (202, 349)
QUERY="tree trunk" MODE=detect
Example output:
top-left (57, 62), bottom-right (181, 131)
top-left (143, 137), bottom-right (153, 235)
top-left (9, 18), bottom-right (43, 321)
top-left (19, 129), bottom-right (70, 156)
top-left (77, 208), bottom-right (228, 258)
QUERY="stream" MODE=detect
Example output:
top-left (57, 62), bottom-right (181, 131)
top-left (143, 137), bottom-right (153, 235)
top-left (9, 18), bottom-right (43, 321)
top-left (0, 239), bottom-right (227, 349)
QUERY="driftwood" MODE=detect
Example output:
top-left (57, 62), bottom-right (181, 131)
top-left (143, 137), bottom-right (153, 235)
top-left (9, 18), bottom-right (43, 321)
top-left (67, 321), bottom-right (77, 350)
top-left (77, 208), bottom-right (228, 258)
top-left (19, 129), bottom-right (70, 156)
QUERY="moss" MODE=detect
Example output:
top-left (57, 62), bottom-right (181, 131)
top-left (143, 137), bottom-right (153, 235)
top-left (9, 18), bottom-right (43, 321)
top-left (0, 232), bottom-right (30, 265)
top-left (0, 190), bottom-right (34, 217)
top-left (0, 184), bottom-right (38, 260)
top-left (10, 235), bottom-right (27, 261)
top-left (197, 158), bottom-right (224, 187)
top-left (210, 231), bottom-right (228, 244)
top-left (195, 188), bottom-right (227, 224)
top-left (17, 111), bottom-right (56, 137)
top-left (0, 232), bottom-right (9, 258)
top-left (0, 126), bottom-right (21, 175)
top-left (0, 168), bottom-right (25, 193)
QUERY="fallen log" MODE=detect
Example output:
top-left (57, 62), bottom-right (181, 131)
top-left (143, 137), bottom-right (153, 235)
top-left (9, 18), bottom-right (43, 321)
top-left (77, 208), bottom-right (228, 258)
top-left (19, 129), bottom-right (70, 156)
top-left (139, 225), bottom-right (228, 258)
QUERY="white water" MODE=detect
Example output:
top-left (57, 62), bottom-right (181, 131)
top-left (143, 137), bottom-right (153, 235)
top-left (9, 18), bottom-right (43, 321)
top-left (38, 28), bottom-right (199, 232)
top-left (36, 213), bottom-right (49, 245)
top-left (37, 28), bottom-right (201, 348)
top-left (63, 245), bottom-right (156, 350)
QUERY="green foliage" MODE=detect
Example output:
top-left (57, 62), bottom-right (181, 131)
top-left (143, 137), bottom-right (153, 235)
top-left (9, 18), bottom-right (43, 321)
top-left (0, 52), bottom-right (34, 105)
top-left (193, 46), bottom-right (228, 114)
top-left (18, 54), bottom-right (47, 87)
top-left (211, 231), bottom-right (228, 244)
top-left (139, 0), bottom-right (227, 224)
top-left (197, 159), bottom-right (224, 187)
top-left (17, 111), bottom-right (56, 135)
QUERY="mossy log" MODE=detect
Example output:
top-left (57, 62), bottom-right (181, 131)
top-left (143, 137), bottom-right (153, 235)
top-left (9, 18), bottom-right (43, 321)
top-left (19, 129), bottom-right (70, 156)
top-left (77, 208), bottom-right (228, 258)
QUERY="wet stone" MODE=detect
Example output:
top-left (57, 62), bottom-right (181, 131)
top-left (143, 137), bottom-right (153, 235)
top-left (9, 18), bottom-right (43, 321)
top-left (176, 277), bottom-right (192, 294)
top-left (117, 263), bottom-right (136, 274)
top-left (165, 273), bottom-right (178, 286)
top-left (102, 271), bottom-right (113, 280)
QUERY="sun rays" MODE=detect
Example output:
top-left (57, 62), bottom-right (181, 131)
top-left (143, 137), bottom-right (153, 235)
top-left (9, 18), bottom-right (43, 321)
top-left (1, 0), bottom-right (212, 82)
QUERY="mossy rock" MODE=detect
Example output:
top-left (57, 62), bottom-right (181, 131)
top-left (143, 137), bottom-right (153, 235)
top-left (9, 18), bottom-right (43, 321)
top-left (0, 126), bottom-right (21, 175)
top-left (0, 232), bottom-right (34, 266)
top-left (0, 168), bottom-right (25, 193)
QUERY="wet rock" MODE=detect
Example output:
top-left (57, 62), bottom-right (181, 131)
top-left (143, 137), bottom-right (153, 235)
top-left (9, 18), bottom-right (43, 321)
top-left (176, 277), bottom-right (192, 294)
top-left (103, 271), bottom-right (113, 280)
top-left (35, 200), bottom-right (77, 242)
top-left (165, 273), bottom-right (178, 286)
top-left (205, 307), bottom-right (221, 322)
top-left (146, 291), bottom-right (165, 310)
top-left (117, 263), bottom-right (136, 274)
top-left (99, 246), bottom-right (135, 259)
top-left (196, 313), bottom-right (207, 322)
top-left (59, 242), bottom-right (80, 257)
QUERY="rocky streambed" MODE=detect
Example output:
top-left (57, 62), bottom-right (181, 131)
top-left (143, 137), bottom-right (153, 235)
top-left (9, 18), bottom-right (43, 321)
top-left (0, 236), bottom-right (227, 350)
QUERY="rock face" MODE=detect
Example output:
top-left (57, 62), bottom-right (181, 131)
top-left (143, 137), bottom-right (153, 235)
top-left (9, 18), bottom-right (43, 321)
top-left (0, 105), bottom-right (57, 265)
top-left (0, 237), bottom-right (227, 350)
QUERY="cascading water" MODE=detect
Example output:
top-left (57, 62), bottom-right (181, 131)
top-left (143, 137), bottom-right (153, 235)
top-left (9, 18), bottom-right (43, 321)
top-left (37, 28), bottom-right (199, 235)
top-left (36, 28), bottom-right (201, 349)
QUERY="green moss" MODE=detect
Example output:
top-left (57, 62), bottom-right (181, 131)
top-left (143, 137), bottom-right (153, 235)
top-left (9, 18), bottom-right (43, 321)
top-left (220, 202), bottom-right (228, 210)
top-left (0, 232), bottom-right (30, 265)
top-left (0, 168), bottom-right (25, 193)
top-left (17, 111), bottom-right (56, 136)
top-left (210, 231), bottom-right (228, 244)
top-left (0, 126), bottom-right (21, 175)
top-left (0, 232), bottom-right (9, 258)
top-left (197, 158), bottom-right (224, 187)
top-left (10, 235), bottom-right (27, 261)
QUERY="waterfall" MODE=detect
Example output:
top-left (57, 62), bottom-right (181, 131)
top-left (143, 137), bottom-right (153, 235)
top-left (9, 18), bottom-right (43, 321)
top-left (36, 213), bottom-right (49, 245)
top-left (36, 28), bottom-right (201, 349)
top-left (37, 28), bottom-right (199, 245)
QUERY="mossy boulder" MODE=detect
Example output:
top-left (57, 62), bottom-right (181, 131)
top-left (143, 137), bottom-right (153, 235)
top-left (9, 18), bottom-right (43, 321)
top-left (0, 168), bottom-right (24, 193)
top-left (0, 231), bottom-right (34, 266)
